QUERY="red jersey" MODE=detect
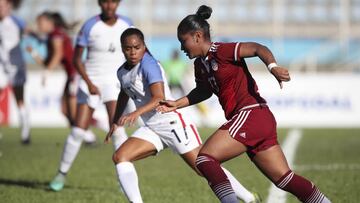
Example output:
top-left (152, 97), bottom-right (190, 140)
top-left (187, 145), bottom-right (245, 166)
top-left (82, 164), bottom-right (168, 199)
top-left (45, 27), bottom-right (76, 78)
top-left (194, 42), bottom-right (266, 120)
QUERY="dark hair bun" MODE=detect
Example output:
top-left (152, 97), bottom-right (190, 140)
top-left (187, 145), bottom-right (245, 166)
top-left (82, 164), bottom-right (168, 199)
top-left (196, 5), bottom-right (212, 20)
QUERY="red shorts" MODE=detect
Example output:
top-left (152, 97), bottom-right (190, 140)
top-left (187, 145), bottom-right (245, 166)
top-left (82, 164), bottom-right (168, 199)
top-left (220, 105), bottom-right (279, 158)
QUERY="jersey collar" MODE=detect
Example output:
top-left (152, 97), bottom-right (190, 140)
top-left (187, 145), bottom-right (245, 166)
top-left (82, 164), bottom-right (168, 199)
top-left (203, 42), bottom-right (218, 61)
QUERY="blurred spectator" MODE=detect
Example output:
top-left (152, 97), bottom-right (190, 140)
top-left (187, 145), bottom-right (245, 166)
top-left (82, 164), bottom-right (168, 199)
top-left (0, 0), bottom-right (31, 144)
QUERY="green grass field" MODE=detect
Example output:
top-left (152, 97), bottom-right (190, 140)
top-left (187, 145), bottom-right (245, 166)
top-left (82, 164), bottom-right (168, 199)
top-left (0, 127), bottom-right (359, 203)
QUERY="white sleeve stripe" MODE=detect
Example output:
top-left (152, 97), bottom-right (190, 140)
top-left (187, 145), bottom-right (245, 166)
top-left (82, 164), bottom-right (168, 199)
top-left (234, 42), bottom-right (240, 61)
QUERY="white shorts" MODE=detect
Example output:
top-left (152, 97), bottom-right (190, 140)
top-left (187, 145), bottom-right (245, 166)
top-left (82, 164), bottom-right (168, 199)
top-left (77, 78), bottom-right (120, 109)
top-left (132, 115), bottom-right (202, 154)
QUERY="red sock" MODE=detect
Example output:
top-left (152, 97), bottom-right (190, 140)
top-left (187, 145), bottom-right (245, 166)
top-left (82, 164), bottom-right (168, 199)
top-left (276, 170), bottom-right (327, 203)
top-left (196, 153), bottom-right (237, 202)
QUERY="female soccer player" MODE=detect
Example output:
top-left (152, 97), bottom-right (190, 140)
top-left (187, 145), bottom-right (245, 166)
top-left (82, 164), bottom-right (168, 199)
top-left (28, 12), bottom-right (79, 127)
top-left (0, 0), bottom-right (30, 144)
top-left (105, 27), bottom-right (260, 203)
top-left (27, 11), bottom-right (98, 144)
top-left (49, 0), bottom-right (134, 192)
top-left (158, 5), bottom-right (331, 203)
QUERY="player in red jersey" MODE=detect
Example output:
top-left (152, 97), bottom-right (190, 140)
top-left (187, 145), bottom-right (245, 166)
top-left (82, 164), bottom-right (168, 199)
top-left (27, 12), bottom-right (77, 125)
top-left (27, 12), bottom-right (97, 143)
top-left (157, 5), bottom-right (331, 203)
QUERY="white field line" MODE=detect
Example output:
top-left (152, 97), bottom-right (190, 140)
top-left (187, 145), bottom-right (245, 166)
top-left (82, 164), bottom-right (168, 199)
top-left (266, 129), bottom-right (302, 203)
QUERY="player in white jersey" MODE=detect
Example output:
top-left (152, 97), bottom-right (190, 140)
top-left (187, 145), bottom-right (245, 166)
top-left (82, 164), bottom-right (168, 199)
top-left (0, 0), bottom-right (30, 144)
top-left (104, 28), bottom-right (260, 203)
top-left (49, 0), bottom-right (137, 192)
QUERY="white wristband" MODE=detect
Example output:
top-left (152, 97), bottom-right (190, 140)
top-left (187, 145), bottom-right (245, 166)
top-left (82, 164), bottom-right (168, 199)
top-left (267, 63), bottom-right (278, 72)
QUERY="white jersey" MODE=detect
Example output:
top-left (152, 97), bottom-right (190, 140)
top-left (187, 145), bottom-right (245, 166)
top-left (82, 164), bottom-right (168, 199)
top-left (0, 15), bottom-right (26, 87)
top-left (76, 15), bottom-right (132, 82)
top-left (117, 52), bottom-right (175, 123)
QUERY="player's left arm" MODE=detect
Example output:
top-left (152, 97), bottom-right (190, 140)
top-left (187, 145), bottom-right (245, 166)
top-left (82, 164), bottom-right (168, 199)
top-left (238, 42), bottom-right (291, 88)
top-left (104, 89), bottom-right (129, 144)
top-left (119, 82), bottom-right (165, 126)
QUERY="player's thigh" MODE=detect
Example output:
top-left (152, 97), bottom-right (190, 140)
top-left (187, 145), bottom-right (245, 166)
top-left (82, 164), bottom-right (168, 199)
top-left (113, 137), bottom-right (157, 163)
top-left (74, 103), bottom-right (94, 129)
top-left (12, 85), bottom-right (24, 105)
top-left (252, 145), bottom-right (290, 182)
top-left (199, 129), bottom-right (247, 162)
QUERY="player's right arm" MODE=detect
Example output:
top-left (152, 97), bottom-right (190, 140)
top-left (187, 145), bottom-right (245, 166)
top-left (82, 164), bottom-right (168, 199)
top-left (104, 88), bottom-right (129, 144)
top-left (73, 45), bottom-right (99, 95)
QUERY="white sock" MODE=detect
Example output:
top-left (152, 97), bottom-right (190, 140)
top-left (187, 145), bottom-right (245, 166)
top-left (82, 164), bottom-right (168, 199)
top-left (112, 127), bottom-right (128, 150)
top-left (222, 167), bottom-right (255, 203)
top-left (115, 162), bottom-right (142, 203)
top-left (19, 105), bottom-right (30, 141)
top-left (59, 127), bottom-right (85, 173)
top-left (83, 129), bottom-right (97, 143)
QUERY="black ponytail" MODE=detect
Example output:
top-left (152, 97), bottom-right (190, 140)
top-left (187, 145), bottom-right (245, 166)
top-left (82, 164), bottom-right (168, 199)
top-left (177, 5), bottom-right (212, 40)
top-left (196, 5), bottom-right (212, 20)
top-left (38, 11), bottom-right (77, 31)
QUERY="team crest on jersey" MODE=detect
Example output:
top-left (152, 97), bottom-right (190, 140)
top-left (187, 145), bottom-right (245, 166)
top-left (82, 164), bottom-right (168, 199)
top-left (108, 43), bottom-right (116, 52)
top-left (211, 60), bottom-right (218, 71)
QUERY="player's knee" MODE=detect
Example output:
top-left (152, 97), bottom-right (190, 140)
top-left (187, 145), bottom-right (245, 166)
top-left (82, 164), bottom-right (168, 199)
top-left (112, 152), bottom-right (120, 164)
top-left (112, 151), bottom-right (130, 164)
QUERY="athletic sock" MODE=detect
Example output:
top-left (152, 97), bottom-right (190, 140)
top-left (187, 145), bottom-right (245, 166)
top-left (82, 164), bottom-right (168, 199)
top-left (276, 170), bottom-right (331, 203)
top-left (83, 129), bottom-right (97, 143)
top-left (196, 153), bottom-right (239, 203)
top-left (19, 105), bottom-right (30, 141)
top-left (222, 167), bottom-right (255, 203)
top-left (92, 117), bottom-right (109, 132)
top-left (115, 162), bottom-right (143, 203)
top-left (112, 126), bottom-right (128, 150)
top-left (58, 127), bottom-right (85, 173)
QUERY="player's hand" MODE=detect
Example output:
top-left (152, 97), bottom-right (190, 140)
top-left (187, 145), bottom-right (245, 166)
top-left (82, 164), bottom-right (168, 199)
top-left (270, 67), bottom-right (291, 89)
top-left (87, 82), bottom-right (100, 95)
top-left (26, 46), bottom-right (33, 53)
top-left (156, 100), bottom-right (178, 113)
top-left (104, 123), bottom-right (118, 144)
top-left (119, 112), bottom-right (139, 126)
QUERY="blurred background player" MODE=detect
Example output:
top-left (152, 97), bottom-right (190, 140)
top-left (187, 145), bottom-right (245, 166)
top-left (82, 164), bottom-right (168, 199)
top-left (162, 49), bottom-right (209, 117)
top-left (0, 0), bottom-right (30, 144)
top-left (49, 0), bottom-right (135, 192)
top-left (162, 49), bottom-right (187, 96)
top-left (105, 28), bottom-right (260, 203)
top-left (158, 5), bottom-right (331, 203)
top-left (26, 11), bottom-right (97, 144)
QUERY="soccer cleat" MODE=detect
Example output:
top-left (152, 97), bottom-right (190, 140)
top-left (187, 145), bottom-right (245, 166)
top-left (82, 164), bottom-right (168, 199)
top-left (49, 173), bottom-right (66, 191)
top-left (21, 138), bottom-right (31, 145)
top-left (249, 192), bottom-right (262, 203)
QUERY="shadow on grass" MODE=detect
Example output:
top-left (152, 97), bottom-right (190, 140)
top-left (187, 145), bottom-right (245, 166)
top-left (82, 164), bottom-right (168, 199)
top-left (0, 178), bottom-right (49, 190)
top-left (0, 178), bottom-right (117, 193)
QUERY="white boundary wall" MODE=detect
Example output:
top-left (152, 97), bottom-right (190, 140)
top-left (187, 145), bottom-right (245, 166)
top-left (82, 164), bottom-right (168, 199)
top-left (7, 72), bottom-right (360, 128)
